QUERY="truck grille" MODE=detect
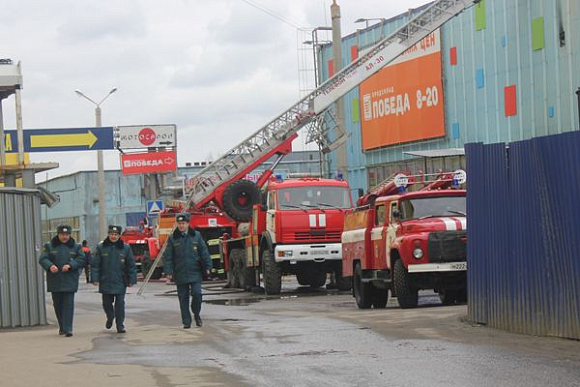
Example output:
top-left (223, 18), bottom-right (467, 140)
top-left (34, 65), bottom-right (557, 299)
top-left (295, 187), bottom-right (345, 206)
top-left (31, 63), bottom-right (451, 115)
top-left (428, 231), bottom-right (467, 263)
top-left (291, 230), bottom-right (342, 242)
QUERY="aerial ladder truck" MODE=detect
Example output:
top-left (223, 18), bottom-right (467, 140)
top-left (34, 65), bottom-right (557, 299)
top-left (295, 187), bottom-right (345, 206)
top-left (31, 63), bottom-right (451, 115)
top-left (138, 0), bottom-right (481, 296)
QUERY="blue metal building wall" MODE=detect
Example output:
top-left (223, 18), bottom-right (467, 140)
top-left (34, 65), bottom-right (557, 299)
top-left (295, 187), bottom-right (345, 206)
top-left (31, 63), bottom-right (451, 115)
top-left (465, 132), bottom-right (580, 339)
top-left (319, 0), bottom-right (580, 193)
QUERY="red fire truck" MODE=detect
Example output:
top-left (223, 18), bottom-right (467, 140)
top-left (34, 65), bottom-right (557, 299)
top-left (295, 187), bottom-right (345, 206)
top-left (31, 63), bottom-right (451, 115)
top-left (137, 0), bottom-right (481, 296)
top-left (120, 225), bottom-right (164, 279)
top-left (342, 171), bottom-right (467, 309)
top-left (222, 176), bottom-right (353, 294)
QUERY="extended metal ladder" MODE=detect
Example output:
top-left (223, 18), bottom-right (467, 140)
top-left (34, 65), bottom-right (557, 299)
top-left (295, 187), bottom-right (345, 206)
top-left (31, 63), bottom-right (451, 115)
top-left (137, 0), bottom-right (478, 295)
top-left (186, 0), bottom-right (477, 210)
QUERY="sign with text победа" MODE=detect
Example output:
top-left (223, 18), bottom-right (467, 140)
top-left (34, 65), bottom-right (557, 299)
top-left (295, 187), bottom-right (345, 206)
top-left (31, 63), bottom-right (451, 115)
top-left (359, 30), bottom-right (445, 150)
top-left (121, 150), bottom-right (177, 175)
top-left (117, 125), bottom-right (176, 149)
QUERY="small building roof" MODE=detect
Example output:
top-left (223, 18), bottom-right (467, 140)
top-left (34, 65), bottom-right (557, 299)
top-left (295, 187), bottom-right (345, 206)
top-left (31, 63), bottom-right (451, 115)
top-left (403, 148), bottom-right (465, 158)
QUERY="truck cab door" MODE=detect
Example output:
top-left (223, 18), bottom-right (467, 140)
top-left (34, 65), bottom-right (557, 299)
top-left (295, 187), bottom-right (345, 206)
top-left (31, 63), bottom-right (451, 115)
top-left (385, 201), bottom-right (399, 270)
top-left (372, 204), bottom-right (387, 269)
top-left (266, 190), bottom-right (276, 243)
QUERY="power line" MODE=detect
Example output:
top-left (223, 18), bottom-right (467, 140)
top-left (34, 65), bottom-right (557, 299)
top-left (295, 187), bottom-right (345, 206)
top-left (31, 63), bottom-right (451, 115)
top-left (239, 0), bottom-right (305, 29)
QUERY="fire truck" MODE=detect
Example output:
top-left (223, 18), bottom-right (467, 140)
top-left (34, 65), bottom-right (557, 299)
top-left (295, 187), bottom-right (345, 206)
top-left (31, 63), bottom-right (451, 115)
top-left (342, 171), bottom-right (467, 309)
top-left (120, 225), bottom-right (163, 279)
top-left (137, 0), bottom-right (481, 296)
top-left (222, 176), bottom-right (353, 294)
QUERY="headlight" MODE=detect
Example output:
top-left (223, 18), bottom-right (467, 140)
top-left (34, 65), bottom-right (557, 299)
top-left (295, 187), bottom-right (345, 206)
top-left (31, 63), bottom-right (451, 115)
top-left (413, 248), bottom-right (424, 259)
top-left (278, 250), bottom-right (292, 257)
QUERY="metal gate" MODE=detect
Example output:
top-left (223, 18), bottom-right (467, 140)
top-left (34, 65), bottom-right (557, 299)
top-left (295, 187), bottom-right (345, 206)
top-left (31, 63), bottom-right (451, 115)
top-left (466, 132), bottom-right (580, 339)
top-left (0, 188), bottom-right (47, 327)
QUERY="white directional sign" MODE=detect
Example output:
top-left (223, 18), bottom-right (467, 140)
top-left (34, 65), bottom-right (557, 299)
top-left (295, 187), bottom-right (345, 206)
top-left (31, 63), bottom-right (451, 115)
top-left (394, 173), bottom-right (410, 188)
top-left (453, 169), bottom-right (467, 184)
top-left (146, 200), bottom-right (164, 216)
top-left (118, 125), bottom-right (176, 149)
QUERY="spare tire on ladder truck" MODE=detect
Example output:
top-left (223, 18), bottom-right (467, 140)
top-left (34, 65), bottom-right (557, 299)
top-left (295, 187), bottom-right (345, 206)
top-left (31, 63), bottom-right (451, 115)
top-left (222, 180), bottom-right (262, 222)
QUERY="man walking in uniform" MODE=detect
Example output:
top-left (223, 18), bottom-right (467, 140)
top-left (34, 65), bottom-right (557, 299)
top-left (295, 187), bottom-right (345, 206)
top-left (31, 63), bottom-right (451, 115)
top-left (38, 225), bottom-right (85, 337)
top-left (92, 225), bottom-right (137, 333)
top-left (163, 213), bottom-right (212, 328)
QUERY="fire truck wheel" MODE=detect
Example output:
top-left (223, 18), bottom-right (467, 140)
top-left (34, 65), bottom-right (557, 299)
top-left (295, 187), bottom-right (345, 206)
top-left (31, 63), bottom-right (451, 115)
top-left (222, 180), bottom-right (262, 222)
top-left (151, 267), bottom-right (163, 280)
top-left (393, 260), bottom-right (418, 309)
top-left (296, 271), bottom-right (310, 286)
top-left (438, 289), bottom-right (458, 305)
top-left (141, 254), bottom-right (150, 276)
top-left (457, 287), bottom-right (467, 303)
top-left (372, 288), bottom-right (388, 308)
top-left (229, 249), bottom-right (244, 288)
top-left (241, 268), bottom-right (256, 290)
top-left (309, 271), bottom-right (327, 288)
top-left (335, 268), bottom-right (352, 291)
top-left (353, 263), bottom-right (372, 309)
top-left (263, 249), bottom-right (281, 295)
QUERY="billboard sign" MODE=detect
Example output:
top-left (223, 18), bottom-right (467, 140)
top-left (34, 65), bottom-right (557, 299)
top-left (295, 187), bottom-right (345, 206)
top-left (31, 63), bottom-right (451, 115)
top-left (121, 150), bottom-right (177, 175)
top-left (118, 125), bottom-right (176, 149)
top-left (359, 30), bottom-right (445, 150)
top-left (3, 127), bottom-right (114, 152)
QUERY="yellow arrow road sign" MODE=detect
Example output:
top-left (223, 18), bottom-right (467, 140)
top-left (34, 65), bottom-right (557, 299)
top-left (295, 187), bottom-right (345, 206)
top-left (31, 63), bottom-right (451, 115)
top-left (30, 130), bottom-right (98, 149)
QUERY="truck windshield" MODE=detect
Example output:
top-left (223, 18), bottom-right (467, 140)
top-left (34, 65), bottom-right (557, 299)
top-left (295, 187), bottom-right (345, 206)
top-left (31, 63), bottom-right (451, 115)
top-left (277, 186), bottom-right (351, 210)
top-left (399, 196), bottom-right (466, 220)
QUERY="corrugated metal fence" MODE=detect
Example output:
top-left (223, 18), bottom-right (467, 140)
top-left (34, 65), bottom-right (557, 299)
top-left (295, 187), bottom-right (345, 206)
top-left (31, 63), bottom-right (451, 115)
top-left (466, 132), bottom-right (580, 339)
top-left (0, 188), bottom-right (47, 328)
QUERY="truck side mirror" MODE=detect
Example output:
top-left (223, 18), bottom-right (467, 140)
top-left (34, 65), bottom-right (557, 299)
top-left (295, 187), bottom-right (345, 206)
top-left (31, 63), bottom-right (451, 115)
top-left (392, 209), bottom-right (401, 219)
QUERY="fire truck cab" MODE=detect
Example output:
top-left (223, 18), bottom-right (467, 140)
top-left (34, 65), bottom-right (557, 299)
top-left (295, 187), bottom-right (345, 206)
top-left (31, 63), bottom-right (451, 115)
top-left (342, 174), bottom-right (467, 309)
top-left (223, 177), bottom-right (353, 294)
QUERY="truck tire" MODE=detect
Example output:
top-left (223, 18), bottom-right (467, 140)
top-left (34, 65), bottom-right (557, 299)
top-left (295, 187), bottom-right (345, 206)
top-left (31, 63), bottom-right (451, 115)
top-left (141, 253), bottom-right (150, 276)
top-left (151, 267), bottom-right (163, 280)
top-left (457, 287), bottom-right (467, 303)
top-left (439, 289), bottom-right (457, 305)
top-left (222, 180), bottom-right (261, 222)
top-left (241, 267), bottom-right (257, 290)
top-left (393, 260), bottom-right (418, 309)
top-left (336, 275), bottom-right (352, 291)
top-left (309, 270), bottom-right (327, 288)
top-left (263, 249), bottom-right (281, 295)
top-left (438, 289), bottom-right (458, 305)
top-left (335, 267), bottom-right (352, 291)
top-left (229, 249), bottom-right (245, 288)
top-left (353, 263), bottom-right (372, 309)
top-left (372, 288), bottom-right (388, 308)
top-left (296, 271), bottom-right (309, 286)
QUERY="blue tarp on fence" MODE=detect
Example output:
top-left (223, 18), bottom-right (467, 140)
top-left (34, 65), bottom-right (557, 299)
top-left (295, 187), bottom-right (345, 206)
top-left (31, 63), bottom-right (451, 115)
top-left (466, 132), bottom-right (580, 339)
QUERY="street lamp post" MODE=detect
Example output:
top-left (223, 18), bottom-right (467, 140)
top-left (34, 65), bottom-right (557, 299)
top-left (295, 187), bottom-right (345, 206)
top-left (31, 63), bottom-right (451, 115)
top-left (354, 17), bottom-right (387, 38)
top-left (75, 87), bottom-right (117, 241)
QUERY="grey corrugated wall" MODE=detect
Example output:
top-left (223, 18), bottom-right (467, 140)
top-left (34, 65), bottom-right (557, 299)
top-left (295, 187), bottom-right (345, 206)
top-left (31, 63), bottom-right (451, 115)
top-left (0, 188), bottom-right (47, 328)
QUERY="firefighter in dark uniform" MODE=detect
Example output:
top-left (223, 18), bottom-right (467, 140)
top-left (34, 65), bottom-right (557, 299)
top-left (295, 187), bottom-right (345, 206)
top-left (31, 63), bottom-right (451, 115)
top-left (38, 225), bottom-right (85, 337)
top-left (163, 213), bottom-right (212, 328)
top-left (91, 225), bottom-right (137, 333)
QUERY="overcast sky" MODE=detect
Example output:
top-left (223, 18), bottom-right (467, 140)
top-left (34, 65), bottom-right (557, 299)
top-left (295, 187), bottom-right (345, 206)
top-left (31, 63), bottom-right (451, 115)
top-left (1, 0), bottom-right (429, 180)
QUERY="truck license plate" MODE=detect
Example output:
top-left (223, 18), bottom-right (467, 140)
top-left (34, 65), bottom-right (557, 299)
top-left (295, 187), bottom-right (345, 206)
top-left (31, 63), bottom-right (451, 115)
top-left (450, 262), bottom-right (467, 270)
top-left (311, 250), bottom-right (328, 255)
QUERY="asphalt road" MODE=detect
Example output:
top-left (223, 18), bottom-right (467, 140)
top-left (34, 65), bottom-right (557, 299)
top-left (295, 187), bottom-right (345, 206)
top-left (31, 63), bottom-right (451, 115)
top-left (2, 278), bottom-right (579, 387)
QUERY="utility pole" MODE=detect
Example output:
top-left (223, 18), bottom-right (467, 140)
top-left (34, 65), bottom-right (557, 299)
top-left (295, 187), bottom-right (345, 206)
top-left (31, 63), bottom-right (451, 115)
top-left (331, 0), bottom-right (348, 181)
top-left (75, 87), bottom-right (117, 241)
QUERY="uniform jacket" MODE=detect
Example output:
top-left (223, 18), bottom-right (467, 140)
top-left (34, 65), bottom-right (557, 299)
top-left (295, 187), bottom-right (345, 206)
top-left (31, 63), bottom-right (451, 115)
top-left (38, 236), bottom-right (85, 292)
top-left (92, 237), bottom-right (137, 294)
top-left (163, 227), bottom-right (212, 285)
